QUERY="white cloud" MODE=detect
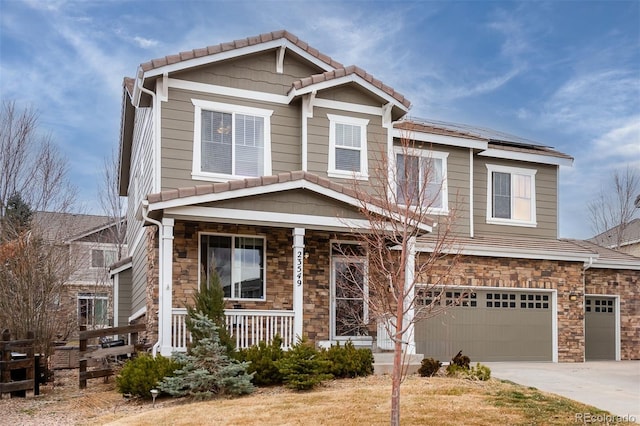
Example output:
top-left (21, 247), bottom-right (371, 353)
top-left (133, 36), bottom-right (159, 49)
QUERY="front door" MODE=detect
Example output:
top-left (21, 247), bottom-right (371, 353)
top-left (331, 256), bottom-right (368, 339)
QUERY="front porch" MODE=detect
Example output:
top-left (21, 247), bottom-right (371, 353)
top-left (171, 308), bottom-right (295, 351)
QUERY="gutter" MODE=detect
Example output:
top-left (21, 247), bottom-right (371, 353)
top-left (142, 199), bottom-right (163, 357)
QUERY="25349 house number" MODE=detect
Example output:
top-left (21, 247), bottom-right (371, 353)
top-left (296, 250), bottom-right (303, 287)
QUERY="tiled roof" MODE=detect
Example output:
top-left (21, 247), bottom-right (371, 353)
top-left (139, 30), bottom-right (343, 74)
top-left (486, 141), bottom-right (574, 160)
top-left (417, 233), bottom-right (596, 259)
top-left (32, 211), bottom-right (115, 243)
top-left (570, 239), bottom-right (640, 266)
top-left (147, 171), bottom-right (363, 204)
top-left (394, 120), bottom-right (486, 141)
top-left (291, 65), bottom-right (411, 109)
top-left (123, 77), bottom-right (135, 97)
top-left (589, 218), bottom-right (640, 248)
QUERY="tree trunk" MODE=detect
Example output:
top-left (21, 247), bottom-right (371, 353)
top-left (390, 282), bottom-right (405, 426)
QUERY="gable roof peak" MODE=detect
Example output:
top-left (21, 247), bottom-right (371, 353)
top-left (138, 30), bottom-right (343, 75)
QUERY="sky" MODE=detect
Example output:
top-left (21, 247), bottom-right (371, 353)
top-left (0, 0), bottom-right (638, 239)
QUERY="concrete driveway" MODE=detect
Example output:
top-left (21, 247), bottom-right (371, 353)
top-left (484, 361), bottom-right (640, 422)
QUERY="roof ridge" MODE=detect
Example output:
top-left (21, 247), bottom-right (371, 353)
top-left (291, 65), bottom-right (411, 109)
top-left (139, 30), bottom-right (343, 74)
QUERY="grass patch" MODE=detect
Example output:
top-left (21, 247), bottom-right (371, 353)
top-left (489, 382), bottom-right (610, 426)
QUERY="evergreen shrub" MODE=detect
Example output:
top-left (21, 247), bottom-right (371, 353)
top-left (321, 341), bottom-right (373, 378)
top-left (235, 335), bottom-right (285, 386)
top-left (275, 339), bottom-right (332, 390)
top-left (418, 357), bottom-right (442, 377)
top-left (115, 354), bottom-right (181, 398)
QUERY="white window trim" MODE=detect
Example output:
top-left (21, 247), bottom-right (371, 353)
top-left (198, 232), bottom-right (267, 302)
top-left (392, 147), bottom-right (449, 215)
top-left (191, 99), bottom-right (273, 182)
top-left (77, 293), bottom-right (109, 327)
top-left (486, 164), bottom-right (537, 227)
top-left (327, 114), bottom-right (369, 180)
top-left (330, 254), bottom-right (370, 341)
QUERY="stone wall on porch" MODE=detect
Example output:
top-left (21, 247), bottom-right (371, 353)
top-left (585, 267), bottom-right (639, 360)
top-left (417, 255), bottom-right (585, 362)
top-left (169, 221), bottom-right (356, 345)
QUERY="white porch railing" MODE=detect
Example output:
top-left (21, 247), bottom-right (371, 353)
top-left (225, 309), bottom-right (295, 350)
top-left (171, 308), bottom-right (295, 352)
top-left (377, 316), bottom-right (395, 350)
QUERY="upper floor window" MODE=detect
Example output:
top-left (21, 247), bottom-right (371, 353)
top-left (327, 114), bottom-right (369, 180)
top-left (78, 292), bottom-right (109, 327)
top-left (393, 147), bottom-right (448, 213)
top-left (192, 99), bottom-right (272, 181)
top-left (200, 233), bottom-right (265, 301)
top-left (486, 164), bottom-right (537, 227)
top-left (91, 249), bottom-right (117, 268)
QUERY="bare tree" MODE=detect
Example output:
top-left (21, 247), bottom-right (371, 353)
top-left (0, 100), bottom-right (79, 359)
top-left (588, 166), bottom-right (640, 250)
top-left (98, 147), bottom-right (127, 260)
top-left (339, 128), bottom-right (462, 426)
top-left (0, 100), bottom-right (76, 219)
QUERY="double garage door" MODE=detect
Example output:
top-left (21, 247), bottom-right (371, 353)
top-left (414, 288), bottom-right (553, 362)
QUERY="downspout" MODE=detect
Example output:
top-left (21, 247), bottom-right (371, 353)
top-left (137, 78), bottom-right (163, 356)
top-left (142, 200), bottom-right (164, 356)
top-left (469, 148), bottom-right (474, 238)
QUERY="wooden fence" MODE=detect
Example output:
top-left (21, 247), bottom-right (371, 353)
top-left (78, 323), bottom-right (145, 389)
top-left (0, 330), bottom-right (39, 397)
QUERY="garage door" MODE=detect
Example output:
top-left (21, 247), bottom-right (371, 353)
top-left (585, 296), bottom-right (616, 360)
top-left (414, 288), bottom-right (553, 362)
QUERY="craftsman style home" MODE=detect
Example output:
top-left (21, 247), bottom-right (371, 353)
top-left (114, 30), bottom-right (638, 363)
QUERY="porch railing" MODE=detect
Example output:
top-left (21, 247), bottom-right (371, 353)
top-left (171, 308), bottom-right (295, 352)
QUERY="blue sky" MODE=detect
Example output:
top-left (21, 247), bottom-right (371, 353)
top-left (1, 0), bottom-right (638, 239)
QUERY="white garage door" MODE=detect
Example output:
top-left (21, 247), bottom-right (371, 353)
top-left (414, 288), bottom-right (553, 362)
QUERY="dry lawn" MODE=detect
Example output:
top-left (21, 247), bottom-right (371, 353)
top-left (3, 369), bottom-right (613, 425)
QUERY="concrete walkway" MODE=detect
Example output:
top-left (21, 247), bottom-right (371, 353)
top-left (484, 361), bottom-right (640, 422)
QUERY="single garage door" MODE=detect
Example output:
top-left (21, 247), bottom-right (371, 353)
top-left (415, 288), bottom-right (553, 362)
top-left (585, 296), bottom-right (616, 360)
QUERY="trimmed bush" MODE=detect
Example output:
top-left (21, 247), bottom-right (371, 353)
top-left (115, 354), bottom-right (181, 398)
top-left (321, 341), bottom-right (373, 378)
top-left (236, 335), bottom-right (285, 386)
top-left (275, 339), bottom-right (332, 390)
top-left (418, 357), bottom-right (442, 377)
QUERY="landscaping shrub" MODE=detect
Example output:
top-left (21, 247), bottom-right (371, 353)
top-left (188, 272), bottom-right (234, 354)
top-left (275, 339), bottom-right (332, 390)
top-left (469, 363), bottom-right (491, 381)
top-left (418, 357), bottom-right (442, 377)
top-left (321, 341), bottom-right (373, 378)
top-left (158, 312), bottom-right (254, 399)
top-left (115, 354), bottom-right (181, 398)
top-left (235, 335), bottom-right (285, 386)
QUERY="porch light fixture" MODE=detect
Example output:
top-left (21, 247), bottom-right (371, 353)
top-left (304, 252), bottom-right (310, 259)
top-left (150, 388), bottom-right (159, 407)
top-left (569, 293), bottom-right (578, 301)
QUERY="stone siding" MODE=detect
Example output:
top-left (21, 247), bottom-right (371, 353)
top-left (418, 255), bottom-right (585, 362)
top-left (585, 267), bottom-right (639, 360)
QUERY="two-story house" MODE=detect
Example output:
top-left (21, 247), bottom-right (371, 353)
top-left (33, 212), bottom-right (126, 337)
top-left (115, 30), bottom-right (638, 363)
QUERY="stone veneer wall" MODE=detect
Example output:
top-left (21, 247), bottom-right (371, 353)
top-left (144, 226), bottom-right (159, 345)
top-left (585, 267), bottom-right (639, 360)
top-left (170, 221), bottom-right (342, 344)
top-left (418, 255), bottom-right (586, 362)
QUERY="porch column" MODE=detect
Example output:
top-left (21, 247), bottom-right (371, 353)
top-left (159, 218), bottom-right (175, 356)
top-left (292, 228), bottom-right (305, 341)
top-left (403, 236), bottom-right (417, 355)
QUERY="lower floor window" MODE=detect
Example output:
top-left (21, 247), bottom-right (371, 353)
top-left (78, 293), bottom-right (108, 327)
top-left (200, 234), bottom-right (265, 300)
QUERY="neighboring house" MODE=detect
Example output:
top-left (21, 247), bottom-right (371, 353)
top-left (115, 30), bottom-right (639, 362)
top-left (34, 212), bottom-right (127, 335)
top-left (589, 218), bottom-right (640, 257)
